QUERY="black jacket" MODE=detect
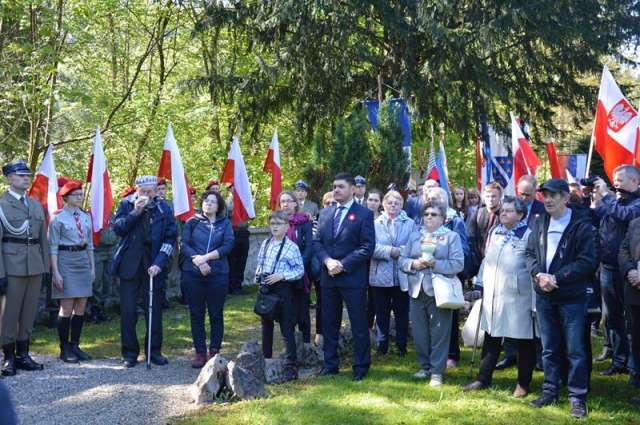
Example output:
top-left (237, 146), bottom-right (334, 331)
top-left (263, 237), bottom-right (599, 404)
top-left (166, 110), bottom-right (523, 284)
top-left (618, 217), bottom-right (640, 306)
top-left (594, 190), bottom-right (640, 268)
top-left (525, 206), bottom-right (599, 303)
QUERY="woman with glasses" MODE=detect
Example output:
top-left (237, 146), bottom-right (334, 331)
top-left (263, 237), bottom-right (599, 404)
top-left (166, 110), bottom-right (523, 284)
top-left (400, 201), bottom-right (464, 387)
top-left (462, 196), bottom-right (535, 397)
top-left (180, 190), bottom-right (234, 368)
top-left (49, 180), bottom-right (95, 363)
top-left (278, 191), bottom-right (313, 347)
top-left (370, 190), bottom-right (417, 356)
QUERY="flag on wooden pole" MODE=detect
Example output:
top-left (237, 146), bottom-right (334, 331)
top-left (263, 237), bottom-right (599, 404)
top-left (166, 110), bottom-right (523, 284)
top-left (158, 123), bottom-right (194, 221)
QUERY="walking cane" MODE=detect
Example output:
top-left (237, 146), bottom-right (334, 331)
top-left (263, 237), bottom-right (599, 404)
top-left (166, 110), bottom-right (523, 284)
top-left (147, 274), bottom-right (154, 370)
top-left (468, 297), bottom-right (484, 379)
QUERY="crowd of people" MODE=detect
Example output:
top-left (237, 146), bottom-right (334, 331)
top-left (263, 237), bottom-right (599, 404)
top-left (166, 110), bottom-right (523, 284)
top-left (1, 158), bottom-right (640, 420)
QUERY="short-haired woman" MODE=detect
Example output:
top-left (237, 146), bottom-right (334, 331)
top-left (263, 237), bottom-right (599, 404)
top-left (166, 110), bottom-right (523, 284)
top-left (180, 190), bottom-right (234, 368)
top-left (370, 190), bottom-right (417, 356)
top-left (400, 201), bottom-right (464, 387)
top-left (49, 180), bottom-right (95, 363)
top-left (278, 191), bottom-right (314, 346)
top-left (463, 196), bottom-right (535, 397)
top-left (255, 210), bottom-right (305, 381)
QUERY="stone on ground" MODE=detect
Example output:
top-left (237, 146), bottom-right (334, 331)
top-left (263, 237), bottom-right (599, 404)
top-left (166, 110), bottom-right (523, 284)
top-left (191, 354), bottom-right (229, 405)
top-left (226, 360), bottom-right (267, 400)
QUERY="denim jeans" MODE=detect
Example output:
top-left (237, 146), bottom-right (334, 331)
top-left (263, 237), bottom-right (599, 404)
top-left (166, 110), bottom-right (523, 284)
top-left (182, 271), bottom-right (228, 353)
top-left (600, 266), bottom-right (629, 368)
top-left (537, 296), bottom-right (589, 403)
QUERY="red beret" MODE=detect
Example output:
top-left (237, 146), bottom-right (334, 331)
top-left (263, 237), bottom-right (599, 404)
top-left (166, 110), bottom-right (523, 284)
top-left (157, 178), bottom-right (167, 186)
top-left (59, 180), bottom-right (83, 197)
top-left (121, 186), bottom-right (135, 198)
top-left (57, 175), bottom-right (70, 189)
top-left (206, 178), bottom-right (219, 190)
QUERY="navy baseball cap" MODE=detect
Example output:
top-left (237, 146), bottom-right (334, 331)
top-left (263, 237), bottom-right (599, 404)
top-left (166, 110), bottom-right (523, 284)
top-left (2, 160), bottom-right (32, 177)
top-left (538, 179), bottom-right (569, 194)
top-left (294, 180), bottom-right (310, 190)
top-left (354, 175), bottom-right (366, 186)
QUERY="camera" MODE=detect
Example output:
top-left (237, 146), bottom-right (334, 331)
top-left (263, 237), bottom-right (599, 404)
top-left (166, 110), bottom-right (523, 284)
top-left (255, 273), bottom-right (270, 286)
top-left (579, 175), bottom-right (600, 187)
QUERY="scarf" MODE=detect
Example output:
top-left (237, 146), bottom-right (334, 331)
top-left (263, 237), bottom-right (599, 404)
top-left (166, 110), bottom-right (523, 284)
top-left (492, 219), bottom-right (528, 247)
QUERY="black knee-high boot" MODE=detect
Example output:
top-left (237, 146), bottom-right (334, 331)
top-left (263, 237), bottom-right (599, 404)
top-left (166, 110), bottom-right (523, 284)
top-left (70, 315), bottom-right (91, 361)
top-left (58, 316), bottom-right (79, 363)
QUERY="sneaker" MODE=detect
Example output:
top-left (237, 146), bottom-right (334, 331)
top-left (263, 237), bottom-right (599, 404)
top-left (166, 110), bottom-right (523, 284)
top-left (530, 394), bottom-right (558, 408)
top-left (429, 374), bottom-right (443, 387)
top-left (413, 369), bottom-right (430, 379)
top-left (462, 380), bottom-right (487, 392)
top-left (570, 401), bottom-right (587, 419)
top-left (446, 359), bottom-right (458, 369)
top-left (594, 348), bottom-right (613, 362)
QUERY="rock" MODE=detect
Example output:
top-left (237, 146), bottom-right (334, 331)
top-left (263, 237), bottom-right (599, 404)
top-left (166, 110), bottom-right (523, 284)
top-left (191, 354), bottom-right (229, 405)
top-left (298, 366), bottom-right (322, 380)
top-left (226, 361), bottom-right (267, 400)
top-left (264, 358), bottom-right (287, 384)
top-left (235, 340), bottom-right (265, 382)
top-left (281, 332), bottom-right (323, 368)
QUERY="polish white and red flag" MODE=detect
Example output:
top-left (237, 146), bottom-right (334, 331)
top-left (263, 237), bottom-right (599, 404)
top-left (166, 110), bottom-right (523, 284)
top-left (221, 136), bottom-right (256, 226)
top-left (158, 123), bottom-right (194, 221)
top-left (29, 144), bottom-right (60, 222)
top-left (263, 131), bottom-right (282, 211)
top-left (593, 65), bottom-right (640, 181)
top-left (86, 127), bottom-right (114, 246)
top-left (510, 112), bottom-right (541, 185)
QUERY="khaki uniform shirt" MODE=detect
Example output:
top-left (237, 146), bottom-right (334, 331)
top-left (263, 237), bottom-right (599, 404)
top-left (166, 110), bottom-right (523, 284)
top-left (0, 191), bottom-right (49, 277)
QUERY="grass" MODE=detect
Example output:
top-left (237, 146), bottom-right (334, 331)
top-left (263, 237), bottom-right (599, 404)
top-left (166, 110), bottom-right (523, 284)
top-left (30, 288), bottom-right (640, 425)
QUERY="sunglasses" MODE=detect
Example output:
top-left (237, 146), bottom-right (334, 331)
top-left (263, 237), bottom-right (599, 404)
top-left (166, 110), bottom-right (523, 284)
top-left (423, 212), bottom-right (441, 217)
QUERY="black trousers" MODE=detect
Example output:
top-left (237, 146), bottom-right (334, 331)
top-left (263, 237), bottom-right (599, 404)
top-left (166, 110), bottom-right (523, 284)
top-left (478, 333), bottom-right (536, 388)
top-left (120, 266), bottom-right (164, 360)
top-left (261, 282), bottom-right (297, 367)
top-left (314, 280), bottom-right (322, 335)
top-left (629, 304), bottom-right (640, 381)
top-left (292, 285), bottom-right (311, 343)
top-left (229, 229), bottom-right (250, 292)
top-left (448, 310), bottom-right (460, 361)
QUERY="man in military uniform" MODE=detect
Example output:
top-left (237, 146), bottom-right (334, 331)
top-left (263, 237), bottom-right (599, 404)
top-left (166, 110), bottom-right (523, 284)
top-left (0, 160), bottom-right (49, 376)
top-left (89, 214), bottom-right (118, 323)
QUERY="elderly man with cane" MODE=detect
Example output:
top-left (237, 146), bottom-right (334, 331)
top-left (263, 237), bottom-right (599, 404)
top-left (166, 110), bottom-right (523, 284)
top-left (112, 176), bottom-right (177, 368)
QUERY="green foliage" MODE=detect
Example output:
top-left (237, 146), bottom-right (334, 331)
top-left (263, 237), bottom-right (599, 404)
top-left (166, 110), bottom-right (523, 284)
top-left (369, 100), bottom-right (409, 191)
top-left (328, 107), bottom-right (370, 182)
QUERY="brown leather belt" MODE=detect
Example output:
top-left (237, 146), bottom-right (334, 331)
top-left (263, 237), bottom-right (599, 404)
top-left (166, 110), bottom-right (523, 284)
top-left (2, 237), bottom-right (40, 245)
top-left (58, 245), bottom-right (87, 252)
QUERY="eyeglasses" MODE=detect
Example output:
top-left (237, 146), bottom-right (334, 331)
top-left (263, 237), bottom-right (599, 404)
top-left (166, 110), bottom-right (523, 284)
top-left (520, 192), bottom-right (535, 198)
top-left (423, 212), bottom-right (440, 217)
top-left (280, 199), bottom-right (295, 204)
top-left (269, 221), bottom-right (288, 226)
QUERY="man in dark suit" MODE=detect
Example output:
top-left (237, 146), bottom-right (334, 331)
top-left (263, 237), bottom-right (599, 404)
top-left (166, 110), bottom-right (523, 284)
top-left (314, 172), bottom-right (375, 381)
top-left (517, 175), bottom-right (545, 226)
top-left (112, 176), bottom-right (177, 368)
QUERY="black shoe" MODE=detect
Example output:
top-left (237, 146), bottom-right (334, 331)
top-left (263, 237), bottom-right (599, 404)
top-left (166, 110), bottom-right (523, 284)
top-left (1, 343), bottom-right (16, 377)
top-left (70, 343), bottom-right (92, 361)
top-left (283, 367), bottom-right (298, 382)
top-left (397, 348), bottom-right (407, 358)
top-left (352, 371), bottom-right (367, 381)
top-left (122, 358), bottom-right (137, 368)
top-left (148, 353), bottom-right (168, 366)
top-left (59, 343), bottom-right (79, 364)
top-left (570, 401), bottom-right (588, 419)
top-left (319, 368), bottom-right (339, 376)
top-left (599, 365), bottom-right (628, 376)
top-left (463, 381), bottom-right (488, 392)
top-left (530, 394), bottom-right (558, 408)
top-left (15, 340), bottom-right (44, 371)
top-left (630, 373), bottom-right (640, 388)
top-left (595, 348), bottom-right (613, 362)
top-left (495, 357), bottom-right (516, 370)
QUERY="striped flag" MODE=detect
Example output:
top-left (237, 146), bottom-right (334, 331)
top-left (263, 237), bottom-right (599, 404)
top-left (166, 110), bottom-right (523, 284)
top-left (29, 144), bottom-right (60, 222)
top-left (86, 127), bottom-right (113, 246)
top-left (221, 136), bottom-right (256, 226)
top-left (158, 123), bottom-right (194, 221)
top-left (263, 131), bottom-right (282, 211)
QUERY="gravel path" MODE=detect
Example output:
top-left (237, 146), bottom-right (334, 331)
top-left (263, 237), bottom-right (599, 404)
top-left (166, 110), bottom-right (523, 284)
top-left (4, 354), bottom-right (202, 425)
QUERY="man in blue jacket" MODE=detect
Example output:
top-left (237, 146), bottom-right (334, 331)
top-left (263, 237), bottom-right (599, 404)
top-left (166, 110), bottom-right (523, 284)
top-left (112, 176), bottom-right (177, 368)
top-left (314, 172), bottom-right (374, 381)
top-left (525, 179), bottom-right (598, 418)
top-left (592, 165), bottom-right (640, 376)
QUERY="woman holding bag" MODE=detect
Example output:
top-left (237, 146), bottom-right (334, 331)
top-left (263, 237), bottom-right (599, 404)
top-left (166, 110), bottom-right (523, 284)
top-left (462, 196), bottom-right (535, 397)
top-left (180, 190), bottom-right (234, 368)
top-left (400, 201), bottom-right (464, 387)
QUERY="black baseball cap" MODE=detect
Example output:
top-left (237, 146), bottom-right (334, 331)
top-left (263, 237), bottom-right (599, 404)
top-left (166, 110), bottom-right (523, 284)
top-left (538, 179), bottom-right (569, 194)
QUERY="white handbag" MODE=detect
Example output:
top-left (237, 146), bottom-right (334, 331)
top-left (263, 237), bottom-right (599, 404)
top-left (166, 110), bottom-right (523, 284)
top-left (462, 299), bottom-right (485, 347)
top-left (432, 273), bottom-right (465, 309)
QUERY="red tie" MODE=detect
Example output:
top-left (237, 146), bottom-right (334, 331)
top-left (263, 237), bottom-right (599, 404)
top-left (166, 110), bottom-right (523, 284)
top-left (73, 212), bottom-right (85, 241)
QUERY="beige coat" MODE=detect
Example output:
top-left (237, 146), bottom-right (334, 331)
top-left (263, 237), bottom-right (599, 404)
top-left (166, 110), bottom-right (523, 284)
top-left (0, 192), bottom-right (49, 277)
top-left (477, 226), bottom-right (534, 339)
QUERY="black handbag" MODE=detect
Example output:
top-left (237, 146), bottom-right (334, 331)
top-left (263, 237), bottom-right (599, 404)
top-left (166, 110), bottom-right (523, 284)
top-left (254, 238), bottom-right (286, 320)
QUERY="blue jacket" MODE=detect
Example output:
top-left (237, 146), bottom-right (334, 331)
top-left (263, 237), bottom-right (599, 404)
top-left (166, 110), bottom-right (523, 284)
top-left (111, 198), bottom-right (177, 279)
top-left (404, 195), bottom-right (423, 224)
top-left (594, 190), bottom-right (640, 267)
top-left (179, 214), bottom-right (234, 275)
top-left (313, 201), bottom-right (375, 289)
